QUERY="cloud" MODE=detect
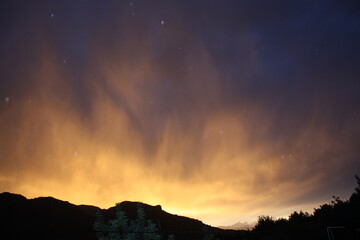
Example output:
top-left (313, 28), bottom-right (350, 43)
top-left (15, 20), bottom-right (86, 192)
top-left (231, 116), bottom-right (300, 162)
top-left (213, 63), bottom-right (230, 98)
top-left (0, 0), bottom-right (359, 226)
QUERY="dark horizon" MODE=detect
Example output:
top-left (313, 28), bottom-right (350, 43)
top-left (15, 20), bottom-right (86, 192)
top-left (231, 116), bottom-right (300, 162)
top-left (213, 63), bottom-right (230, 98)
top-left (1, 0), bottom-right (360, 226)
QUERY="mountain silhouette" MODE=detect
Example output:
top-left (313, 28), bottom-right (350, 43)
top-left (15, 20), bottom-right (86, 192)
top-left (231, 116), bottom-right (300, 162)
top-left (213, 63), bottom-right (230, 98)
top-left (3, 178), bottom-right (359, 240)
top-left (218, 221), bottom-right (256, 230)
top-left (0, 192), bottom-right (244, 240)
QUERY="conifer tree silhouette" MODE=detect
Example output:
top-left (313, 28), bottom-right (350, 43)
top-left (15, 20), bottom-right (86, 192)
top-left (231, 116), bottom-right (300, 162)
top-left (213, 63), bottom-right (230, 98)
top-left (94, 203), bottom-right (162, 240)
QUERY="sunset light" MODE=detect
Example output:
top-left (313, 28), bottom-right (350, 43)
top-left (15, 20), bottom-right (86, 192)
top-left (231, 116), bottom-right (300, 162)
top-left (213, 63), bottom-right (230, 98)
top-left (1, 0), bottom-right (359, 229)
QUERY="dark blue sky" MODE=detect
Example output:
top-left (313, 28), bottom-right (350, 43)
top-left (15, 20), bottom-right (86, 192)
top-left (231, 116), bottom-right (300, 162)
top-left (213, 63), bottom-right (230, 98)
top-left (0, 0), bottom-right (360, 225)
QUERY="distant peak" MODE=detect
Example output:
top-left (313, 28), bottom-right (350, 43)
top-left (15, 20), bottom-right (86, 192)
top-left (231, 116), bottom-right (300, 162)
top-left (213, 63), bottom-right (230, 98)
top-left (0, 192), bottom-right (27, 201)
top-left (218, 221), bottom-right (255, 230)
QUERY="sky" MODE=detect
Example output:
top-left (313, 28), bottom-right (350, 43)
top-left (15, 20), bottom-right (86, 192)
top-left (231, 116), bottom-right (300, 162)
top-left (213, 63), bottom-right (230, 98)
top-left (0, 0), bottom-right (360, 226)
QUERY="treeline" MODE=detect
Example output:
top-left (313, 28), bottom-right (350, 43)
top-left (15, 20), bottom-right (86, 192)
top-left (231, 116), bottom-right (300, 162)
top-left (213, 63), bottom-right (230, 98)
top-left (248, 176), bottom-right (360, 240)
top-left (93, 176), bottom-right (360, 240)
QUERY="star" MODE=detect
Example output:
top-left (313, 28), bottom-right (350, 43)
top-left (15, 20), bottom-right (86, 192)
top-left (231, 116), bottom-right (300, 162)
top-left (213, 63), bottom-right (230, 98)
top-left (50, 13), bottom-right (55, 18)
top-left (161, 20), bottom-right (165, 26)
top-left (5, 97), bottom-right (10, 103)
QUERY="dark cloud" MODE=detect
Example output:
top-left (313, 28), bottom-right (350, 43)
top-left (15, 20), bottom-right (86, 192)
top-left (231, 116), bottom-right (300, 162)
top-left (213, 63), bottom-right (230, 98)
top-left (0, 0), bottom-right (359, 226)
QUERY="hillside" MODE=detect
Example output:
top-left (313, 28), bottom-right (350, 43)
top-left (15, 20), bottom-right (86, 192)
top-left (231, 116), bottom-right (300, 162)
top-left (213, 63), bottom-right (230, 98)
top-left (0, 192), bottom-right (245, 240)
top-left (1, 176), bottom-right (359, 240)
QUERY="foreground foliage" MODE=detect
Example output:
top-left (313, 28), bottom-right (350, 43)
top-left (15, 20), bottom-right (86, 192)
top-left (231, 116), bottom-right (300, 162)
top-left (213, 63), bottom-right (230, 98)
top-left (94, 203), bottom-right (163, 240)
top-left (250, 175), bottom-right (360, 240)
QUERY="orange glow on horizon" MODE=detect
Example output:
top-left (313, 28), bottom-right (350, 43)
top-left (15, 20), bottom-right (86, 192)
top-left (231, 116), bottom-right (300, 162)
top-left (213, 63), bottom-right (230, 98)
top-left (1, 5), bottom-right (358, 227)
top-left (0, 50), bottom-right (349, 225)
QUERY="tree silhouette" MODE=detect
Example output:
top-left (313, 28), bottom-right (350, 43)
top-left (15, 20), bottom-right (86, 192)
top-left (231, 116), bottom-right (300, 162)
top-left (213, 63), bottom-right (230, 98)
top-left (247, 175), bottom-right (360, 240)
top-left (94, 203), bottom-right (162, 240)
